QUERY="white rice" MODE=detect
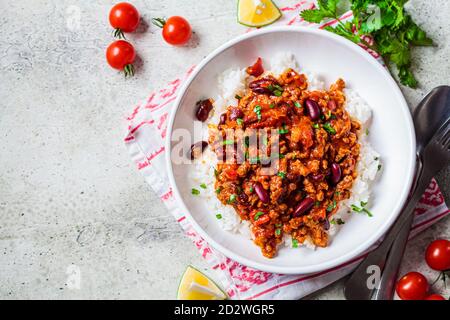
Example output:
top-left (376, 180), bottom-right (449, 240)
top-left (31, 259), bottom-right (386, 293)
top-left (188, 52), bottom-right (381, 249)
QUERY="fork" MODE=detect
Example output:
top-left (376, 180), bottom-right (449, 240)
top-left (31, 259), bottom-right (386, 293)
top-left (345, 121), bottom-right (450, 300)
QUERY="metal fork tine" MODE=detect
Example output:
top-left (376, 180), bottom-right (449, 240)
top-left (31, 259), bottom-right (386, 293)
top-left (435, 121), bottom-right (450, 144)
top-left (440, 125), bottom-right (450, 147)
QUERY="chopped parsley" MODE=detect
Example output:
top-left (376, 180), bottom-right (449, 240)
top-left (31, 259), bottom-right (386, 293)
top-left (327, 200), bottom-right (337, 212)
top-left (200, 183), bottom-right (207, 189)
top-left (236, 118), bottom-right (244, 126)
top-left (378, 164), bottom-right (382, 171)
top-left (323, 122), bottom-right (336, 135)
top-left (275, 228), bottom-right (281, 236)
top-left (235, 94), bottom-right (242, 100)
top-left (216, 214), bottom-right (222, 219)
top-left (277, 172), bottom-right (286, 179)
top-left (222, 139), bottom-right (234, 145)
top-left (215, 187), bottom-right (222, 194)
top-left (351, 201), bottom-right (373, 217)
top-left (191, 188), bottom-right (200, 195)
top-left (268, 84), bottom-right (284, 97)
top-left (254, 105), bottom-right (262, 120)
top-left (228, 194), bottom-right (237, 204)
top-left (312, 123), bottom-right (320, 129)
top-left (294, 101), bottom-right (302, 108)
top-left (249, 186), bottom-right (254, 193)
top-left (292, 239), bottom-right (299, 248)
top-left (278, 124), bottom-right (289, 134)
top-left (254, 211), bottom-right (265, 221)
top-left (269, 103), bottom-right (275, 109)
top-left (331, 218), bottom-right (345, 225)
top-left (365, 128), bottom-right (370, 135)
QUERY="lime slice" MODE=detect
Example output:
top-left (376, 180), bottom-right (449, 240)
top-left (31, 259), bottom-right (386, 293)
top-left (238, 0), bottom-right (282, 27)
top-left (177, 265), bottom-right (227, 300)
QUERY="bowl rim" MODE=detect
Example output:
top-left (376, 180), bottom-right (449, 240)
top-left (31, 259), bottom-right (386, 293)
top-left (165, 26), bottom-right (416, 274)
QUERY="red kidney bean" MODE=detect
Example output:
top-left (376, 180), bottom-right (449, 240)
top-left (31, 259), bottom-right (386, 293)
top-left (331, 163), bottom-right (342, 184)
top-left (238, 193), bottom-right (249, 204)
top-left (229, 108), bottom-right (244, 121)
top-left (311, 173), bottom-right (324, 181)
top-left (323, 219), bottom-right (330, 230)
top-left (254, 182), bottom-right (269, 203)
top-left (249, 78), bottom-right (278, 95)
top-left (219, 113), bottom-right (227, 125)
top-left (195, 99), bottom-right (213, 122)
top-left (305, 99), bottom-right (320, 121)
top-left (189, 141), bottom-right (208, 160)
top-left (293, 197), bottom-right (314, 217)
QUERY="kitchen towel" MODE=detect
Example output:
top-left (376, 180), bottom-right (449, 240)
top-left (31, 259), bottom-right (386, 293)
top-left (124, 1), bottom-right (449, 299)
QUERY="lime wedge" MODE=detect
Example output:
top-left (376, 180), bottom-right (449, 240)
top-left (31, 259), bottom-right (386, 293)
top-left (238, 0), bottom-right (282, 28)
top-left (177, 265), bottom-right (227, 300)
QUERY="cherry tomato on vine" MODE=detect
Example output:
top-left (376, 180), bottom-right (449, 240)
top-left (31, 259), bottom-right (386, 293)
top-left (425, 239), bottom-right (450, 271)
top-left (396, 272), bottom-right (429, 300)
top-left (425, 294), bottom-right (446, 300)
top-left (106, 40), bottom-right (136, 77)
top-left (152, 16), bottom-right (192, 46)
top-left (109, 2), bottom-right (140, 38)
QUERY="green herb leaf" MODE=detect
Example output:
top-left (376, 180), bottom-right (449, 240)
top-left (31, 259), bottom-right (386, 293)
top-left (254, 105), bottom-right (262, 120)
top-left (215, 187), bottom-right (222, 194)
top-left (313, 123), bottom-right (320, 129)
top-left (278, 124), bottom-right (289, 134)
top-left (269, 103), bottom-right (275, 109)
top-left (331, 218), bottom-right (345, 225)
top-left (292, 238), bottom-right (299, 248)
top-left (277, 172), bottom-right (286, 179)
top-left (254, 211), bottom-right (265, 221)
top-left (200, 183), bottom-right (207, 189)
top-left (216, 214), bottom-right (222, 219)
top-left (275, 228), bottom-right (281, 236)
top-left (228, 194), bottom-right (237, 204)
top-left (294, 101), bottom-right (302, 108)
top-left (222, 139), bottom-right (234, 145)
top-left (327, 200), bottom-right (337, 212)
top-left (323, 122), bottom-right (336, 135)
top-left (236, 118), bottom-right (244, 126)
top-left (235, 94), bottom-right (242, 100)
top-left (191, 188), bottom-right (200, 195)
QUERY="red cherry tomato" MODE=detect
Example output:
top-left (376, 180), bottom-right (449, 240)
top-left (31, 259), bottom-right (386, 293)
top-left (106, 40), bottom-right (136, 77)
top-left (425, 294), bottom-right (446, 300)
top-left (152, 16), bottom-right (192, 46)
top-left (396, 272), bottom-right (429, 300)
top-left (109, 2), bottom-right (140, 37)
top-left (425, 239), bottom-right (450, 271)
top-left (246, 57), bottom-right (264, 77)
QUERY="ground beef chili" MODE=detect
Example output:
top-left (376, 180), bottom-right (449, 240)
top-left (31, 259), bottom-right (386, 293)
top-left (208, 68), bottom-right (361, 258)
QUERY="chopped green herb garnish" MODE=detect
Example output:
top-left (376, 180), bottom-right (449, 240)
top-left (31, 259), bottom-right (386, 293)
top-left (273, 90), bottom-right (282, 97)
top-left (327, 110), bottom-right (332, 118)
top-left (327, 200), bottom-right (337, 212)
top-left (191, 188), bottom-right (200, 195)
top-left (374, 157), bottom-right (379, 161)
top-left (278, 124), bottom-right (289, 134)
top-left (216, 214), bottom-right (222, 219)
top-left (236, 118), bottom-right (244, 126)
top-left (315, 201), bottom-right (321, 207)
top-left (244, 136), bottom-right (250, 147)
top-left (254, 105), bottom-right (262, 120)
top-left (275, 223), bottom-right (282, 227)
top-left (294, 101), bottom-right (302, 108)
top-left (360, 201), bottom-right (368, 207)
top-left (365, 128), bottom-right (370, 135)
top-left (254, 211), bottom-right (265, 221)
top-left (269, 103), bottom-right (275, 109)
top-left (222, 139), bottom-right (234, 145)
top-left (292, 239), bottom-right (299, 248)
top-left (351, 204), bottom-right (373, 217)
top-left (214, 169), bottom-right (219, 177)
top-left (323, 122), bottom-right (336, 135)
top-left (378, 164), bottom-right (382, 171)
top-left (313, 123), bottom-right (320, 129)
top-left (249, 186), bottom-right (254, 193)
top-left (228, 194), bottom-right (237, 204)
top-left (235, 94), bottom-right (242, 100)
top-left (331, 218), bottom-right (345, 225)
top-left (275, 228), bottom-right (281, 236)
top-left (200, 183), bottom-right (207, 189)
top-left (277, 172), bottom-right (286, 179)
top-left (215, 187), bottom-right (222, 194)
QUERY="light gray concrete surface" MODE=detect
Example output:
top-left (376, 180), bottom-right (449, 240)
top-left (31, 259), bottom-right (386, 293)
top-left (0, 0), bottom-right (449, 300)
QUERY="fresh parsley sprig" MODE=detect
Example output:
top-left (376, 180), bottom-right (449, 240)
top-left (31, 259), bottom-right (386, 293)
top-left (300, 0), bottom-right (434, 88)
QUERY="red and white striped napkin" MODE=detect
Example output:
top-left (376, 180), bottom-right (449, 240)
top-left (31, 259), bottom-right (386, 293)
top-left (124, 1), bottom-right (449, 300)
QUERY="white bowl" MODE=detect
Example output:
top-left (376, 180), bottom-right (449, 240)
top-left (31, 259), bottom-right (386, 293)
top-left (166, 26), bottom-right (416, 274)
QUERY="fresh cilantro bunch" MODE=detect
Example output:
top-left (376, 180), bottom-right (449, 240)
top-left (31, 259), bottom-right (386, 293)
top-left (301, 0), bottom-right (434, 88)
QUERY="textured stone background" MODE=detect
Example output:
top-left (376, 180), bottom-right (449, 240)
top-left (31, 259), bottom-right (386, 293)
top-left (0, 0), bottom-right (449, 299)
